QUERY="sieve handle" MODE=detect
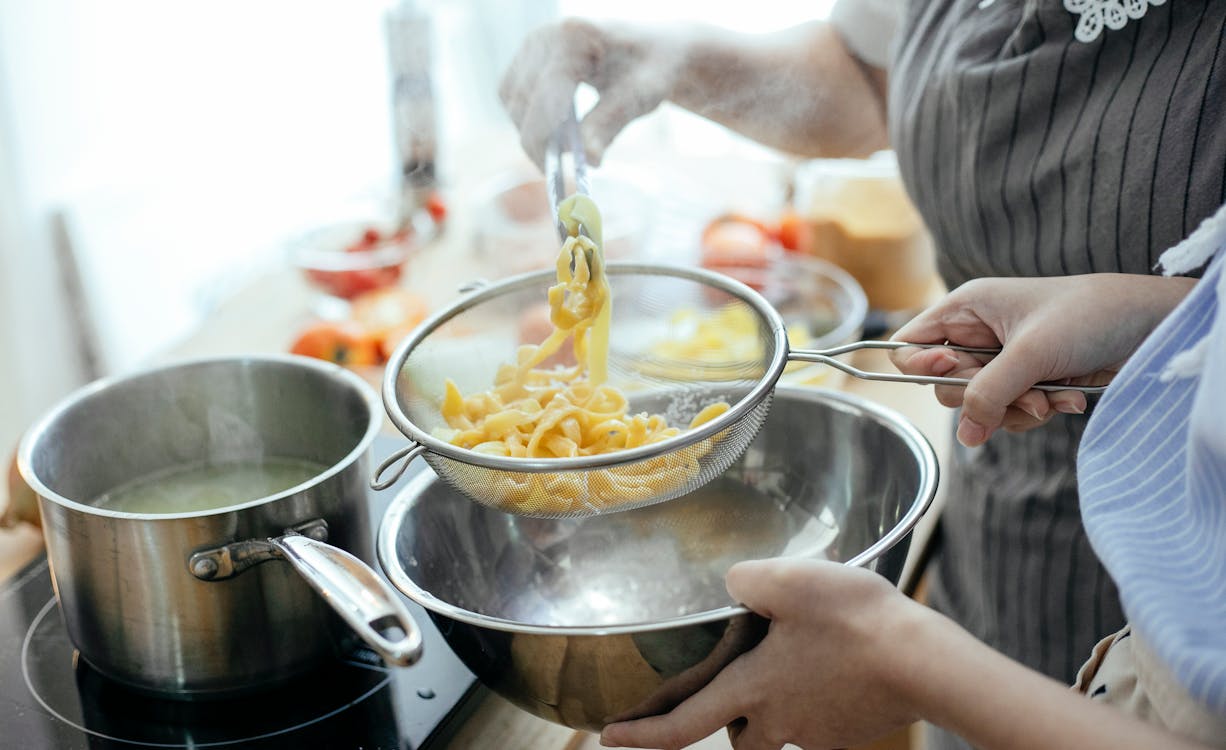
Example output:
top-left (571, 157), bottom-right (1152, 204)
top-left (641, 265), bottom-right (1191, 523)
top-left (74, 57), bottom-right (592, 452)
top-left (371, 443), bottom-right (428, 491)
top-left (787, 341), bottom-right (1108, 394)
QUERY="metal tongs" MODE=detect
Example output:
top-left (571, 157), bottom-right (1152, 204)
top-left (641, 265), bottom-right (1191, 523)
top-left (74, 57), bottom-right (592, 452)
top-left (544, 104), bottom-right (596, 270)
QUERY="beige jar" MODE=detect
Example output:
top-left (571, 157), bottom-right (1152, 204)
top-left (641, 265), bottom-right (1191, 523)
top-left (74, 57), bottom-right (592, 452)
top-left (794, 153), bottom-right (939, 312)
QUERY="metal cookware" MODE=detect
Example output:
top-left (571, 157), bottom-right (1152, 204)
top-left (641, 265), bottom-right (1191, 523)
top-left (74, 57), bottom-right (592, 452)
top-left (18, 355), bottom-right (422, 697)
top-left (376, 386), bottom-right (938, 731)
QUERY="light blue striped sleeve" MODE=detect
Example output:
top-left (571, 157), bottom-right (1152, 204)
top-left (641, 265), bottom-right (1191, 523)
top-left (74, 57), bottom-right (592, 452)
top-left (1078, 239), bottom-right (1226, 718)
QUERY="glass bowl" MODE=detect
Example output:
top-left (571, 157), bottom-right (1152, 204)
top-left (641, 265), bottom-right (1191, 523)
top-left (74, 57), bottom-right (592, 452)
top-left (291, 218), bottom-right (424, 318)
top-left (701, 251), bottom-right (868, 388)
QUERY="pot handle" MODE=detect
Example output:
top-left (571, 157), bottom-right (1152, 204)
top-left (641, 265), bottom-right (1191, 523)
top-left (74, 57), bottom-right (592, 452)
top-left (272, 533), bottom-right (423, 667)
top-left (371, 443), bottom-right (428, 490)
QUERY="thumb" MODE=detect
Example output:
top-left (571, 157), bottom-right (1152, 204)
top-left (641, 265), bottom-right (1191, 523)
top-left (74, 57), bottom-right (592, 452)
top-left (725, 558), bottom-right (830, 619)
top-left (579, 77), bottom-right (664, 165)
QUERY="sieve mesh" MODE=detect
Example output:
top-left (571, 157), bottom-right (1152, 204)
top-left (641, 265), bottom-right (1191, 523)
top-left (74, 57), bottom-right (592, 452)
top-left (383, 263), bottom-right (789, 518)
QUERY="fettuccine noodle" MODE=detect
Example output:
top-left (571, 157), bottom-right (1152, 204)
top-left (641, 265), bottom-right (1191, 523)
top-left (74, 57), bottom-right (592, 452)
top-left (434, 195), bottom-right (729, 513)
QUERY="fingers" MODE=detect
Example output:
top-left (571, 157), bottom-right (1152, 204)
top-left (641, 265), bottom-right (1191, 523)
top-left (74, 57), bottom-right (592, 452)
top-left (958, 385), bottom-right (1050, 425)
top-left (725, 558), bottom-right (828, 619)
top-left (890, 296), bottom-right (1002, 350)
top-left (888, 346), bottom-right (962, 378)
top-left (1046, 389), bottom-right (1087, 416)
top-left (896, 351), bottom-right (1076, 446)
top-left (600, 660), bottom-right (751, 750)
top-left (729, 720), bottom-right (784, 750)
top-left (891, 348), bottom-right (990, 410)
top-left (955, 339), bottom-right (1055, 446)
top-left (499, 20), bottom-right (598, 169)
top-left (889, 346), bottom-right (991, 387)
top-left (517, 77), bottom-right (582, 168)
top-left (579, 76), bottom-right (663, 166)
top-left (726, 717), bottom-right (748, 745)
top-left (578, 98), bottom-right (630, 168)
top-left (498, 26), bottom-right (555, 127)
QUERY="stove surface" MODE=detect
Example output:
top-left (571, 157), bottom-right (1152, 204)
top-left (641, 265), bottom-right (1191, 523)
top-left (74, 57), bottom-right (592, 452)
top-left (0, 440), bottom-right (484, 749)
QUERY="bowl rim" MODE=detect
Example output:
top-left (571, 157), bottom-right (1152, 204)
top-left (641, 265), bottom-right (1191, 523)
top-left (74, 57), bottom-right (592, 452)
top-left (17, 354), bottom-right (384, 521)
top-left (375, 385), bottom-right (939, 636)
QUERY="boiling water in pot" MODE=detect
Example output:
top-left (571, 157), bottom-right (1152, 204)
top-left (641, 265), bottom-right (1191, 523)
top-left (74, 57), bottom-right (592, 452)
top-left (93, 458), bottom-right (328, 514)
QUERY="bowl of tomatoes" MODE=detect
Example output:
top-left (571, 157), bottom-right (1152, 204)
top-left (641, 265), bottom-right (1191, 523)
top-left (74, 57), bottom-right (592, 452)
top-left (290, 206), bottom-right (441, 314)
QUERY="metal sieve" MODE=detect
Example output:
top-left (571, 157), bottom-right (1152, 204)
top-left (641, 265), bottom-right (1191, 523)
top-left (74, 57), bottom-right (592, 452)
top-left (373, 263), bottom-right (782, 517)
top-left (373, 262), bottom-right (1104, 518)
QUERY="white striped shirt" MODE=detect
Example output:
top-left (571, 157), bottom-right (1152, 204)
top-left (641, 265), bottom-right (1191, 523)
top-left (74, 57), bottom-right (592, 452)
top-left (1079, 214), bottom-right (1226, 717)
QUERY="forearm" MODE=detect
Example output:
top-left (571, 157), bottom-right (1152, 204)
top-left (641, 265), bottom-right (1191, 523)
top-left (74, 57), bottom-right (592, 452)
top-left (666, 22), bottom-right (889, 158)
top-left (894, 607), bottom-right (1212, 750)
top-left (1090, 273), bottom-right (1200, 338)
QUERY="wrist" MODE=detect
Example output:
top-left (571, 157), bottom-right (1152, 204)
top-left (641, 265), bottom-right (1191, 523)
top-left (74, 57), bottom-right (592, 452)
top-left (879, 602), bottom-right (977, 724)
top-left (1103, 273), bottom-right (1197, 324)
top-left (1147, 273), bottom-right (1199, 318)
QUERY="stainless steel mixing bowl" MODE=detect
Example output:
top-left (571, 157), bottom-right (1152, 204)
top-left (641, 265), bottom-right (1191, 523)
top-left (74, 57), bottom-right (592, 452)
top-left (377, 386), bottom-right (937, 731)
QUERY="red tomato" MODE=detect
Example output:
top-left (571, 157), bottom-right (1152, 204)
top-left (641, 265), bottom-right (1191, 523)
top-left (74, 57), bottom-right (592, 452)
top-left (775, 209), bottom-right (812, 254)
top-left (425, 191), bottom-right (447, 224)
top-left (700, 216), bottom-right (771, 269)
top-left (290, 321), bottom-right (380, 367)
top-left (350, 287), bottom-right (430, 360)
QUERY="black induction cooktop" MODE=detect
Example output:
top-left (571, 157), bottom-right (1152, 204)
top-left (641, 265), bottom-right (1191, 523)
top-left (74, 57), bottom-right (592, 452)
top-left (0, 439), bottom-right (485, 750)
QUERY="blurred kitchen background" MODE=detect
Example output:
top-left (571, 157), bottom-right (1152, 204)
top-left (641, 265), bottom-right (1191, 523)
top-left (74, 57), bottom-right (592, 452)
top-left (0, 0), bottom-right (940, 463)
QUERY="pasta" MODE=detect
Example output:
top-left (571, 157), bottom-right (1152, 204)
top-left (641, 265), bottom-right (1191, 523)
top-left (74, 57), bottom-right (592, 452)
top-left (434, 195), bottom-right (730, 513)
top-left (644, 303), bottom-right (820, 381)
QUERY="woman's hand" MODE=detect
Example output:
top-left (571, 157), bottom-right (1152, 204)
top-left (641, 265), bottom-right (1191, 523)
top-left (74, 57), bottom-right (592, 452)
top-left (601, 556), bottom-right (1218, 750)
top-left (600, 558), bottom-right (928, 750)
top-left (499, 19), bottom-right (682, 169)
top-left (889, 274), bottom-right (1196, 447)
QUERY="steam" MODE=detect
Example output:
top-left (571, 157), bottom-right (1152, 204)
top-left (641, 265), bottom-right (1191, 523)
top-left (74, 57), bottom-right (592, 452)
top-left (205, 406), bottom-right (266, 465)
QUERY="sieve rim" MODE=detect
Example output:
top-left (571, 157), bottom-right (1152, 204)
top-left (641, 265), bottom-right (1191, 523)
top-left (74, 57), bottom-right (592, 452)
top-left (380, 262), bottom-right (790, 473)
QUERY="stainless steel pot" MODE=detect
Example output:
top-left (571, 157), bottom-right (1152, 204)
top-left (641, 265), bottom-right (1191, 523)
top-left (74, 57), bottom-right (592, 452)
top-left (376, 386), bottom-right (937, 732)
top-left (18, 355), bottom-right (422, 698)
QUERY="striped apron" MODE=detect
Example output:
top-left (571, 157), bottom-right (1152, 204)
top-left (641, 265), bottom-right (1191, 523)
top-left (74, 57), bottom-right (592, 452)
top-left (887, 2), bottom-right (1226, 746)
